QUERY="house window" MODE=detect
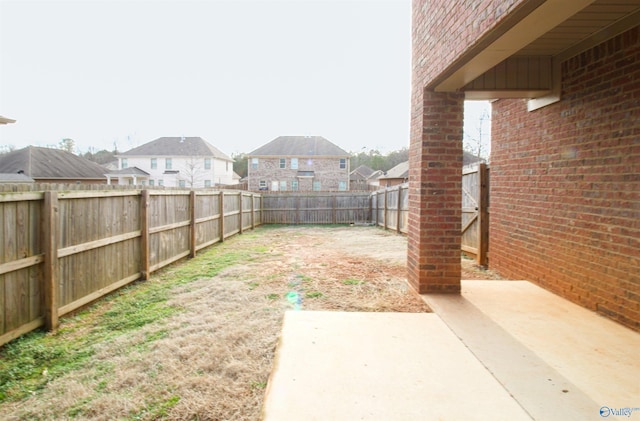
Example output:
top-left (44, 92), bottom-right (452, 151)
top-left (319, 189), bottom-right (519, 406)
top-left (339, 158), bottom-right (346, 169)
top-left (251, 158), bottom-right (258, 170)
top-left (292, 180), bottom-right (299, 191)
top-left (279, 158), bottom-right (286, 169)
top-left (149, 180), bottom-right (155, 186)
top-left (204, 158), bottom-right (211, 170)
top-left (313, 181), bottom-right (321, 191)
top-left (226, 162), bottom-right (229, 171)
top-left (280, 181), bottom-right (287, 191)
top-left (151, 158), bottom-right (157, 169)
top-left (339, 181), bottom-right (347, 191)
top-left (121, 158), bottom-right (128, 169)
top-left (291, 158), bottom-right (298, 169)
top-left (205, 180), bottom-right (212, 188)
top-left (259, 180), bottom-right (267, 190)
top-left (179, 180), bottom-right (186, 188)
top-left (158, 179), bottom-right (164, 186)
top-left (271, 181), bottom-right (279, 191)
top-left (165, 158), bottom-right (172, 169)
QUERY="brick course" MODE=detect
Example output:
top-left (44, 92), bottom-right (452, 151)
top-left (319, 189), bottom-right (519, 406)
top-left (490, 27), bottom-right (640, 331)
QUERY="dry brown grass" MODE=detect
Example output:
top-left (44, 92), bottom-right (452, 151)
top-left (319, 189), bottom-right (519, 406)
top-left (0, 226), bottom-right (498, 420)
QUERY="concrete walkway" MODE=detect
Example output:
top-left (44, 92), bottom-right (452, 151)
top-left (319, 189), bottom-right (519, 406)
top-left (262, 280), bottom-right (640, 421)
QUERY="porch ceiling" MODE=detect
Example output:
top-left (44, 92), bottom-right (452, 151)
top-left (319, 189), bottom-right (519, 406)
top-left (433, 0), bottom-right (640, 101)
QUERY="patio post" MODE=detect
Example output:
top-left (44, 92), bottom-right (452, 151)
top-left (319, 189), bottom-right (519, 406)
top-left (407, 90), bottom-right (463, 293)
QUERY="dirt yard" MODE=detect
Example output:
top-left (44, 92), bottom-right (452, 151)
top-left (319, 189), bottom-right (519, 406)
top-left (1, 226), bottom-right (501, 421)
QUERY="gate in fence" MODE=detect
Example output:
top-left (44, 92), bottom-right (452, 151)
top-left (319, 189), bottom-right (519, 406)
top-left (372, 163), bottom-right (489, 266)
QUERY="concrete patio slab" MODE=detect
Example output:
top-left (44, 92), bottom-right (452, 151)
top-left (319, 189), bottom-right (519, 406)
top-left (262, 311), bottom-right (530, 421)
top-left (423, 280), bottom-right (640, 421)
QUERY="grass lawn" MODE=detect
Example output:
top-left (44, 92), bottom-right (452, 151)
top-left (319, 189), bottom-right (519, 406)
top-left (0, 226), bottom-right (432, 420)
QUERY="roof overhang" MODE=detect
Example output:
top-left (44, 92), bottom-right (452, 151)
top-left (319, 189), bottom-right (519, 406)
top-left (430, 0), bottom-right (640, 109)
top-left (0, 116), bottom-right (16, 125)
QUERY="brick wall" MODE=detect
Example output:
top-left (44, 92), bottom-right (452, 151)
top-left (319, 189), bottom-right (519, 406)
top-left (408, 0), bottom-right (523, 292)
top-left (490, 27), bottom-right (640, 330)
top-left (412, 0), bottom-right (526, 92)
top-left (407, 91), bottom-right (464, 293)
top-left (248, 157), bottom-right (349, 191)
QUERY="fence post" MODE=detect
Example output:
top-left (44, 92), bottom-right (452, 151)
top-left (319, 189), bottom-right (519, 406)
top-left (239, 192), bottom-right (244, 234)
top-left (251, 193), bottom-right (255, 229)
top-left (140, 190), bottom-right (150, 279)
top-left (332, 195), bottom-right (337, 224)
top-left (383, 188), bottom-right (388, 230)
top-left (219, 191), bottom-right (225, 242)
top-left (477, 163), bottom-right (489, 266)
top-left (190, 190), bottom-right (197, 257)
top-left (43, 191), bottom-right (59, 331)
top-left (396, 186), bottom-right (402, 234)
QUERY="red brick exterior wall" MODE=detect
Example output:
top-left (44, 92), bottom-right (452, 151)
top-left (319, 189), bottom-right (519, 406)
top-left (247, 156), bottom-right (349, 192)
top-left (408, 0), bottom-right (525, 292)
top-left (412, 0), bottom-right (527, 90)
top-left (490, 27), bottom-right (640, 330)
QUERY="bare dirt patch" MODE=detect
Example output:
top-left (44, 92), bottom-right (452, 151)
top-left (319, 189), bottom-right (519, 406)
top-left (0, 226), bottom-right (499, 421)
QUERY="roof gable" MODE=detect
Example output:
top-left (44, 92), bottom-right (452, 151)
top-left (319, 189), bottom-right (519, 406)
top-left (380, 161), bottom-right (409, 179)
top-left (350, 165), bottom-right (375, 178)
top-left (248, 136), bottom-right (349, 157)
top-left (120, 137), bottom-right (232, 161)
top-left (0, 147), bottom-right (107, 179)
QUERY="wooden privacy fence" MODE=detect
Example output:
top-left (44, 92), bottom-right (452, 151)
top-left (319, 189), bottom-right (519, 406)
top-left (0, 186), bottom-right (261, 346)
top-left (261, 192), bottom-right (371, 224)
top-left (372, 163), bottom-right (490, 265)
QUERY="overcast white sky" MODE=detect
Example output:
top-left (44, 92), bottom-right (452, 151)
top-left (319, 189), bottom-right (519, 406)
top-left (0, 0), bottom-right (489, 156)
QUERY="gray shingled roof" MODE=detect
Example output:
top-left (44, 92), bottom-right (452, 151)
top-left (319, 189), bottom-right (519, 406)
top-left (379, 152), bottom-right (486, 180)
top-left (119, 137), bottom-right (232, 161)
top-left (380, 161), bottom-right (409, 179)
top-left (248, 136), bottom-right (349, 157)
top-left (108, 167), bottom-right (150, 176)
top-left (0, 173), bottom-right (35, 183)
top-left (350, 165), bottom-right (375, 179)
top-left (0, 147), bottom-right (107, 180)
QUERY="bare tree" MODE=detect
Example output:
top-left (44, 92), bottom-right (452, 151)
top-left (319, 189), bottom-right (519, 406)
top-left (181, 156), bottom-right (205, 187)
top-left (464, 107), bottom-right (491, 160)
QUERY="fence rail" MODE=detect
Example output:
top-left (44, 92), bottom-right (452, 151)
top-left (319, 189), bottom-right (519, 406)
top-left (0, 186), bottom-right (261, 346)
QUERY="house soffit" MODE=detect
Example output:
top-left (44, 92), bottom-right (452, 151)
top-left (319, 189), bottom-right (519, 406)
top-left (431, 0), bottom-right (640, 102)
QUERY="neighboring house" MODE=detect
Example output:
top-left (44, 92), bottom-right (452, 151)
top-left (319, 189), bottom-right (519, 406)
top-left (105, 167), bottom-right (150, 186)
top-left (246, 136), bottom-right (350, 192)
top-left (115, 137), bottom-right (234, 188)
top-left (0, 146), bottom-right (107, 183)
top-left (410, 0), bottom-right (639, 330)
top-left (367, 170), bottom-right (384, 188)
top-left (349, 165), bottom-right (377, 191)
top-left (378, 161), bottom-right (408, 187)
top-left (379, 152), bottom-right (485, 187)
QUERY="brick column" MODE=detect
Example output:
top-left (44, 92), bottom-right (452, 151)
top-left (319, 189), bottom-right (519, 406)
top-left (407, 90), bottom-right (464, 294)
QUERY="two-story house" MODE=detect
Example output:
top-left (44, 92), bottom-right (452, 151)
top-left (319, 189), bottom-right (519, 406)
top-left (114, 137), bottom-right (234, 188)
top-left (247, 136), bottom-right (350, 192)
